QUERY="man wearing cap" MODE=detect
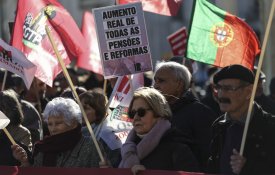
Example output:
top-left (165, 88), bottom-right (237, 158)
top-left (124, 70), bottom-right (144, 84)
top-left (207, 64), bottom-right (275, 174)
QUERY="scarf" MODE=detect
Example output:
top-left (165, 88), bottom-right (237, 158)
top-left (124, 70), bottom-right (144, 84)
top-left (119, 119), bottom-right (171, 168)
top-left (33, 124), bottom-right (82, 166)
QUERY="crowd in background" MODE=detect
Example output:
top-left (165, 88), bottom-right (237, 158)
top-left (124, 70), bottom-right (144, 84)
top-left (1, 58), bottom-right (275, 175)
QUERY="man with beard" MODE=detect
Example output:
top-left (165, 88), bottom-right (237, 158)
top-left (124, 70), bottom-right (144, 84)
top-left (207, 65), bottom-right (275, 174)
top-left (153, 61), bottom-right (216, 171)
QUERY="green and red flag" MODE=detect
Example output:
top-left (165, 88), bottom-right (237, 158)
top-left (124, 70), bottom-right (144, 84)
top-left (186, 0), bottom-right (260, 70)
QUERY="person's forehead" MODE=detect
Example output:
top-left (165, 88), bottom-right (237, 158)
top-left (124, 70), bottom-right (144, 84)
top-left (155, 67), bottom-right (175, 78)
top-left (217, 78), bottom-right (241, 85)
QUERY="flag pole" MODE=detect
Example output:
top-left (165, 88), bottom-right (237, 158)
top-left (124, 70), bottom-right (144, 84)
top-left (3, 128), bottom-right (16, 145)
top-left (240, 0), bottom-right (275, 155)
top-left (1, 70), bottom-right (8, 91)
top-left (45, 25), bottom-right (106, 164)
top-left (103, 79), bottom-right (107, 96)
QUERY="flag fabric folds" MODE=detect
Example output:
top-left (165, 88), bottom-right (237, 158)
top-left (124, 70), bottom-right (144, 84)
top-left (0, 38), bottom-right (36, 89)
top-left (77, 11), bottom-right (103, 75)
top-left (12, 0), bottom-right (87, 86)
top-left (117, 0), bottom-right (183, 16)
top-left (186, 0), bottom-right (260, 70)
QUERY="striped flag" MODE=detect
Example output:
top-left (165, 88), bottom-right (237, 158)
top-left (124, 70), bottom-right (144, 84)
top-left (167, 27), bottom-right (188, 56)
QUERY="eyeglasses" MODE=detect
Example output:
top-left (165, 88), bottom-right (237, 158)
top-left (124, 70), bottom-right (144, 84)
top-left (128, 108), bottom-right (151, 119)
top-left (213, 84), bottom-right (247, 92)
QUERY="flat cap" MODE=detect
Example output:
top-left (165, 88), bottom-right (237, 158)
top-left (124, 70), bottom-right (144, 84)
top-left (214, 65), bottom-right (255, 84)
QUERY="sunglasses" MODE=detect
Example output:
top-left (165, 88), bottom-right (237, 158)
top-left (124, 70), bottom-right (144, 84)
top-left (128, 108), bottom-right (151, 119)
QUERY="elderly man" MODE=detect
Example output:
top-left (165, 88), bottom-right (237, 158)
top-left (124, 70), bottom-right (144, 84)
top-left (154, 61), bottom-right (216, 171)
top-left (207, 65), bottom-right (275, 174)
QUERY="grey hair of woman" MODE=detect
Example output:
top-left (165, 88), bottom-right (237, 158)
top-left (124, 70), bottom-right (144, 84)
top-left (155, 61), bottom-right (192, 91)
top-left (43, 97), bottom-right (82, 126)
top-left (128, 87), bottom-right (172, 120)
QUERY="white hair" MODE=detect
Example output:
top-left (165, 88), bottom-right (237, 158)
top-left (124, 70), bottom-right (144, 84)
top-left (43, 97), bottom-right (82, 125)
top-left (155, 61), bottom-right (192, 91)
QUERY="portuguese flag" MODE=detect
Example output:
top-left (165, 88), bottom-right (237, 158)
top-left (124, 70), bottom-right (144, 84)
top-left (186, 0), bottom-right (261, 70)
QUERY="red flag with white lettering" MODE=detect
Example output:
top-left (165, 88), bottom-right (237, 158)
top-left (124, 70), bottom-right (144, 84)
top-left (167, 27), bottom-right (188, 56)
top-left (77, 11), bottom-right (103, 75)
top-left (12, 0), bottom-right (87, 86)
top-left (117, 0), bottom-right (183, 16)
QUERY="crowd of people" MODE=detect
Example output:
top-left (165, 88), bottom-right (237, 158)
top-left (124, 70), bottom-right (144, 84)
top-left (1, 59), bottom-right (275, 175)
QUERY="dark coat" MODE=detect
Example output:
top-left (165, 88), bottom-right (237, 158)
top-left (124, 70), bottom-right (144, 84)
top-left (170, 90), bottom-right (217, 171)
top-left (255, 94), bottom-right (275, 115)
top-left (140, 128), bottom-right (199, 172)
top-left (207, 103), bottom-right (275, 174)
top-left (0, 131), bottom-right (31, 166)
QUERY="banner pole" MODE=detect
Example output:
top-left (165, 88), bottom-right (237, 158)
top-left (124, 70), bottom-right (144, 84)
top-left (103, 79), bottom-right (107, 96)
top-left (3, 128), bottom-right (16, 145)
top-left (1, 70), bottom-right (7, 91)
top-left (45, 25), bottom-right (105, 164)
top-left (240, 0), bottom-right (275, 155)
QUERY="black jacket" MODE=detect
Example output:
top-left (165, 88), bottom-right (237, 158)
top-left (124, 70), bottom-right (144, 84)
top-left (0, 131), bottom-right (31, 166)
top-left (170, 91), bottom-right (216, 171)
top-left (207, 103), bottom-right (275, 174)
top-left (140, 128), bottom-right (199, 172)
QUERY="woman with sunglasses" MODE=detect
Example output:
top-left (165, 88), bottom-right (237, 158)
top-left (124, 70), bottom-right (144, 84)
top-left (119, 87), bottom-right (198, 173)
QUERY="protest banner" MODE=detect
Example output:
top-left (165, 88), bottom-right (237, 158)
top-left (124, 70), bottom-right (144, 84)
top-left (93, 2), bottom-right (152, 78)
top-left (0, 39), bottom-right (36, 89)
top-left (167, 27), bottom-right (188, 56)
top-left (0, 166), bottom-right (208, 175)
top-left (104, 73), bottom-right (144, 143)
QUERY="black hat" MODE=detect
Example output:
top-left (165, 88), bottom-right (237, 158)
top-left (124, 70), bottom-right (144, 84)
top-left (213, 65), bottom-right (255, 84)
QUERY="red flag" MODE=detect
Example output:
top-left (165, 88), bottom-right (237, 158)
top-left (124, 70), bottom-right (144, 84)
top-left (167, 27), bottom-right (188, 56)
top-left (77, 11), bottom-right (103, 75)
top-left (117, 0), bottom-right (183, 16)
top-left (12, 0), bottom-right (87, 86)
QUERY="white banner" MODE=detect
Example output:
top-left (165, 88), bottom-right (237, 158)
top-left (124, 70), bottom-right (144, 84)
top-left (0, 39), bottom-right (36, 89)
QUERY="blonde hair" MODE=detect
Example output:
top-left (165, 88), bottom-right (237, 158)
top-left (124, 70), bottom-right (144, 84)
top-left (128, 87), bottom-right (172, 119)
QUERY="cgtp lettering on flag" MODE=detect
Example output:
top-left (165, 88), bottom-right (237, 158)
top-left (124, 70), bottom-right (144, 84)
top-left (167, 27), bottom-right (188, 56)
